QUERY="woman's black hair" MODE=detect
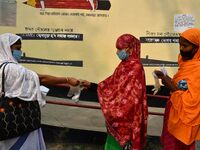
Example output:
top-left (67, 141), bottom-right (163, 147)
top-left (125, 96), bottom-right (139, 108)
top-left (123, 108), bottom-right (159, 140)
top-left (11, 39), bottom-right (21, 47)
top-left (180, 36), bottom-right (199, 48)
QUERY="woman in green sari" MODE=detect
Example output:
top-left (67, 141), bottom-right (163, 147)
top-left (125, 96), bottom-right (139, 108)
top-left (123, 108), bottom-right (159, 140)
top-left (105, 134), bottom-right (123, 150)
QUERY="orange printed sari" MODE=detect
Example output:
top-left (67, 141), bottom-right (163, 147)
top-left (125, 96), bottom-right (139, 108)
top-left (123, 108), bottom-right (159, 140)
top-left (162, 28), bottom-right (200, 149)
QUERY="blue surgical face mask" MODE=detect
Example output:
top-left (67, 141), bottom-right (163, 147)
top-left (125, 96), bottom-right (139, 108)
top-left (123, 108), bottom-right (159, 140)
top-left (117, 49), bottom-right (129, 60)
top-left (12, 49), bottom-right (22, 62)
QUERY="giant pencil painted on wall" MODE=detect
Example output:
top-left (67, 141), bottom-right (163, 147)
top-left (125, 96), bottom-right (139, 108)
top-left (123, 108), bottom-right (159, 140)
top-left (24, 0), bottom-right (111, 11)
top-left (0, 0), bottom-right (200, 85)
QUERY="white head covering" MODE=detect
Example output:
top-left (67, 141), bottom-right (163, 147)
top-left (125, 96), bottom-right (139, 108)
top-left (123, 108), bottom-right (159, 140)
top-left (0, 33), bottom-right (22, 62)
top-left (0, 33), bottom-right (45, 106)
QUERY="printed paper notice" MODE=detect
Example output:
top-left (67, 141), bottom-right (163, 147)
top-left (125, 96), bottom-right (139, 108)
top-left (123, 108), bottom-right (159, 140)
top-left (174, 14), bottom-right (195, 32)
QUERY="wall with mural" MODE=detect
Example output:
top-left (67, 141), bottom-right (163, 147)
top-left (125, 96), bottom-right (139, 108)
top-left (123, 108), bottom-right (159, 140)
top-left (0, 0), bottom-right (200, 85)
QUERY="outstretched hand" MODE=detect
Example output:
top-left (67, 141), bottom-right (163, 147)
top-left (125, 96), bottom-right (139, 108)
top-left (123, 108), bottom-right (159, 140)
top-left (154, 70), bottom-right (165, 79)
top-left (80, 80), bottom-right (91, 89)
top-left (67, 77), bottom-right (80, 86)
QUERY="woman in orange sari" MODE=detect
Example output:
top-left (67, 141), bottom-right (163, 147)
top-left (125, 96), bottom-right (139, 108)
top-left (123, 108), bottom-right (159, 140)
top-left (97, 34), bottom-right (148, 150)
top-left (154, 28), bottom-right (200, 150)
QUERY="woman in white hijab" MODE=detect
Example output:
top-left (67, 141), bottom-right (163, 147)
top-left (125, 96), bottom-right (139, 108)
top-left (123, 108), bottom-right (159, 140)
top-left (0, 33), bottom-right (80, 150)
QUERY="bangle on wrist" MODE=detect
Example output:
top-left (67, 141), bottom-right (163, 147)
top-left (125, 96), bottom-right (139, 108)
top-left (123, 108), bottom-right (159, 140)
top-left (66, 77), bottom-right (69, 83)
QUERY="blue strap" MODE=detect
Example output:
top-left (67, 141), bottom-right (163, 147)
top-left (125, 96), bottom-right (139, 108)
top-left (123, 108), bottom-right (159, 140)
top-left (9, 133), bottom-right (29, 150)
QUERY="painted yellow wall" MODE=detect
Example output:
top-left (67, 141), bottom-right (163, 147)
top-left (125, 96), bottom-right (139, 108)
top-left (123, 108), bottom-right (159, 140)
top-left (1, 0), bottom-right (200, 84)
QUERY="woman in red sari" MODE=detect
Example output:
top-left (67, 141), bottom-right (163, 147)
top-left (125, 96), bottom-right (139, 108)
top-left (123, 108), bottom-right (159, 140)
top-left (155, 28), bottom-right (200, 150)
top-left (97, 34), bottom-right (148, 150)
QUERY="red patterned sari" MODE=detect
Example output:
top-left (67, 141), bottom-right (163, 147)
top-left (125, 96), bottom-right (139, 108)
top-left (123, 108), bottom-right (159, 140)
top-left (97, 34), bottom-right (148, 150)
